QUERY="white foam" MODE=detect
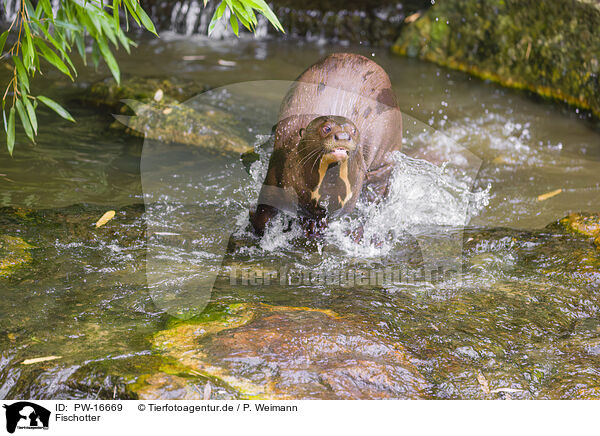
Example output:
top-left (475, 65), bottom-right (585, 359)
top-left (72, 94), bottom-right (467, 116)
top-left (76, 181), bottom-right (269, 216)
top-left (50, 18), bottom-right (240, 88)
top-left (245, 142), bottom-right (490, 257)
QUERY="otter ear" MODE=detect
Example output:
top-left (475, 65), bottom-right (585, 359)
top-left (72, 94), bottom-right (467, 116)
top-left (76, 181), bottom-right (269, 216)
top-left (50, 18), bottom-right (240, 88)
top-left (298, 128), bottom-right (305, 138)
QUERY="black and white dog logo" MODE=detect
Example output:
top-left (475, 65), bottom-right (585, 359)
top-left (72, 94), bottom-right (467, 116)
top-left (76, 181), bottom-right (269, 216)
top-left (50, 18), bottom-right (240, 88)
top-left (3, 402), bottom-right (50, 433)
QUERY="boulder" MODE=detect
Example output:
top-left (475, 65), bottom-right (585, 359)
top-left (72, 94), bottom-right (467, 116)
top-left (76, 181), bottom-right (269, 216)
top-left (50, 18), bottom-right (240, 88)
top-left (393, 0), bottom-right (600, 118)
top-left (150, 303), bottom-right (428, 399)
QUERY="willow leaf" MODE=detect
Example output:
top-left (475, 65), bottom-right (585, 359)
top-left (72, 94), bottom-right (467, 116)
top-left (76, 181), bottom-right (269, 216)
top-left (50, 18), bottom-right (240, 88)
top-left (15, 99), bottom-right (35, 143)
top-left (96, 38), bottom-right (120, 83)
top-left (34, 39), bottom-right (73, 79)
top-left (13, 57), bottom-right (30, 92)
top-left (23, 97), bottom-right (38, 134)
top-left (37, 96), bottom-right (75, 122)
top-left (7, 108), bottom-right (15, 155)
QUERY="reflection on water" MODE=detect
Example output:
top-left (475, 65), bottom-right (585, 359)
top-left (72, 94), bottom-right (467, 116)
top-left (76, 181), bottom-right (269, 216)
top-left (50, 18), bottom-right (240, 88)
top-left (0, 36), bottom-right (599, 399)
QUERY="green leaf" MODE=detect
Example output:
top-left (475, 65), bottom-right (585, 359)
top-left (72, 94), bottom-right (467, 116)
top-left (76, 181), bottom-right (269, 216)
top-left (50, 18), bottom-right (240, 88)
top-left (123, 0), bottom-right (141, 26)
top-left (13, 57), bottom-right (30, 92)
top-left (23, 97), bottom-right (38, 135)
top-left (15, 99), bottom-right (35, 143)
top-left (209, 1), bottom-right (227, 35)
top-left (53, 20), bottom-right (81, 32)
top-left (0, 31), bottom-right (8, 54)
top-left (100, 17), bottom-right (119, 47)
top-left (24, 0), bottom-right (37, 20)
top-left (244, 4), bottom-right (258, 25)
top-left (83, 7), bottom-right (103, 36)
top-left (96, 38), bottom-right (120, 84)
top-left (232, 1), bottom-right (254, 30)
top-left (232, 0), bottom-right (254, 24)
top-left (229, 14), bottom-right (239, 36)
top-left (135, 3), bottom-right (157, 35)
top-left (40, 0), bottom-right (54, 20)
top-left (7, 107), bottom-right (15, 156)
top-left (245, 0), bottom-right (284, 32)
top-left (77, 9), bottom-right (99, 37)
top-left (113, 0), bottom-right (121, 28)
top-left (74, 33), bottom-right (87, 65)
top-left (34, 39), bottom-right (73, 79)
top-left (115, 28), bottom-right (131, 54)
top-left (23, 23), bottom-right (35, 66)
top-left (37, 96), bottom-right (75, 122)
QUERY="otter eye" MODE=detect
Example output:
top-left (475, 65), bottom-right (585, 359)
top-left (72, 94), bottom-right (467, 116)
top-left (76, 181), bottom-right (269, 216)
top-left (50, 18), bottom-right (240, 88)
top-left (322, 125), bottom-right (331, 135)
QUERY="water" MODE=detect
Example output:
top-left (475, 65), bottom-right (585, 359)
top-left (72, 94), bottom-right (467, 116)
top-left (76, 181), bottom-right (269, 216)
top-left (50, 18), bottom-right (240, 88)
top-left (0, 35), bottom-right (599, 399)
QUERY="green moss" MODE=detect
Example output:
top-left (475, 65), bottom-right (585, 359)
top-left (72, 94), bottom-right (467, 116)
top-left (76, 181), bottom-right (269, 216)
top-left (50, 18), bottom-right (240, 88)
top-left (161, 302), bottom-right (253, 332)
top-left (0, 235), bottom-right (34, 278)
top-left (83, 76), bottom-right (209, 113)
top-left (118, 102), bottom-right (251, 155)
top-left (557, 212), bottom-right (600, 241)
top-left (147, 303), bottom-right (426, 399)
top-left (82, 77), bottom-right (252, 155)
top-left (393, 0), bottom-right (600, 118)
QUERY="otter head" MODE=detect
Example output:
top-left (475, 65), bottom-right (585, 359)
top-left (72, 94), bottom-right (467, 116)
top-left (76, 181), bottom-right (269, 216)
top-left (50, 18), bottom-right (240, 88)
top-left (299, 115), bottom-right (359, 164)
top-left (298, 116), bottom-right (360, 210)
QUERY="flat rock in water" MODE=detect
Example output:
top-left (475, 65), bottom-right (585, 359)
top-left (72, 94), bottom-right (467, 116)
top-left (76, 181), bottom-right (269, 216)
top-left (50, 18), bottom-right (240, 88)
top-left (557, 212), bottom-right (600, 240)
top-left (81, 76), bottom-right (209, 112)
top-left (81, 77), bottom-right (252, 155)
top-left (0, 234), bottom-right (34, 278)
top-left (151, 303), bottom-right (428, 399)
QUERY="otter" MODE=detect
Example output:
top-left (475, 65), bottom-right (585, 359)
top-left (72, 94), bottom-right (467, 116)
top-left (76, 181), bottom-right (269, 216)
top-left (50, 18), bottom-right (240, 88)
top-left (251, 53), bottom-right (402, 236)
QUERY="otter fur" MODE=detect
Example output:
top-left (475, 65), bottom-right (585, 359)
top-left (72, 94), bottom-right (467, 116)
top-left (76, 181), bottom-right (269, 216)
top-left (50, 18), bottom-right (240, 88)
top-left (251, 53), bottom-right (402, 236)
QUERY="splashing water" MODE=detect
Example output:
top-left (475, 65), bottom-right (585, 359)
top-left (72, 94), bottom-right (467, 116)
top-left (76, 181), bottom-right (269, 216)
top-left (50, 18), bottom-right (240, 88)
top-left (327, 152), bottom-right (490, 257)
top-left (245, 140), bottom-right (490, 257)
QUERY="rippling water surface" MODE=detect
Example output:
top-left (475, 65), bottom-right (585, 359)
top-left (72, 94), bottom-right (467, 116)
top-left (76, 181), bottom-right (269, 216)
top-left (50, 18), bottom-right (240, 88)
top-left (0, 35), bottom-right (599, 399)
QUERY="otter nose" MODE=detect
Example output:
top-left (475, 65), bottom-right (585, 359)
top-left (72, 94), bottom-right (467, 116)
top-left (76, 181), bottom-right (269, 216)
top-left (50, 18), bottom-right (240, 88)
top-left (334, 132), bottom-right (350, 141)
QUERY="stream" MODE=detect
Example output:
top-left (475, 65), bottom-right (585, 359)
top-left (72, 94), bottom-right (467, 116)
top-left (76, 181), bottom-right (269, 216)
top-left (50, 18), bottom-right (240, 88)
top-left (0, 34), bottom-right (599, 399)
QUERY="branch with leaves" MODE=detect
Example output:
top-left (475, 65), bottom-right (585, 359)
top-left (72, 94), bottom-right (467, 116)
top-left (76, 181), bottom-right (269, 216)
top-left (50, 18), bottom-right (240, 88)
top-left (208, 0), bottom-right (284, 36)
top-left (1, 0), bottom-right (283, 155)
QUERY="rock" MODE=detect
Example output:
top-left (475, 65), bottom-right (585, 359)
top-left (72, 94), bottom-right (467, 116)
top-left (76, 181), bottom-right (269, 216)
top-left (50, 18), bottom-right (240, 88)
top-left (150, 303), bottom-right (428, 399)
top-left (392, 0), bottom-right (600, 118)
top-left (0, 235), bottom-right (34, 278)
top-left (556, 213), bottom-right (600, 249)
top-left (133, 374), bottom-right (203, 400)
top-left (81, 77), bottom-right (252, 155)
top-left (558, 212), bottom-right (600, 238)
top-left (81, 76), bottom-right (209, 113)
top-left (117, 101), bottom-right (252, 155)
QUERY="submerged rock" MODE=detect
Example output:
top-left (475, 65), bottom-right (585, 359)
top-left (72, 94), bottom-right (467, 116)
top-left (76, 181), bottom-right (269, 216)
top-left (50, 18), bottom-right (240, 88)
top-left (82, 76), bottom-right (209, 113)
top-left (0, 235), bottom-right (34, 278)
top-left (393, 0), bottom-right (600, 118)
top-left (81, 77), bottom-right (251, 155)
top-left (556, 212), bottom-right (600, 249)
top-left (150, 303), bottom-right (428, 399)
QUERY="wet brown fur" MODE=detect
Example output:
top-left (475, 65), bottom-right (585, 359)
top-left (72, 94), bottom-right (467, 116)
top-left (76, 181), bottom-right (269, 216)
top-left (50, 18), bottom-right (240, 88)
top-left (251, 53), bottom-right (402, 236)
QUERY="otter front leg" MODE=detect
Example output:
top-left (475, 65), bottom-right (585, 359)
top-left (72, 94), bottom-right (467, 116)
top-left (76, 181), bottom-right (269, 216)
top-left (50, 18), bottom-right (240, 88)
top-left (298, 215), bottom-right (328, 238)
top-left (362, 160), bottom-right (396, 203)
top-left (250, 204), bottom-right (279, 236)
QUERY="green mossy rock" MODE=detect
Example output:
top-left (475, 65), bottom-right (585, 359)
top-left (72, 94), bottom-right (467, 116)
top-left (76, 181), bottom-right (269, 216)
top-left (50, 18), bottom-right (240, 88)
top-left (392, 0), bottom-right (600, 117)
top-left (83, 76), bottom-right (209, 113)
top-left (82, 77), bottom-right (252, 155)
top-left (149, 303), bottom-right (428, 399)
top-left (0, 235), bottom-right (34, 278)
top-left (557, 212), bottom-right (600, 248)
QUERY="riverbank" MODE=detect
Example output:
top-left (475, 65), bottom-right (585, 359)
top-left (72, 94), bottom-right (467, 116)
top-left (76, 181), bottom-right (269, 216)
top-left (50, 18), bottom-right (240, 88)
top-left (392, 0), bottom-right (600, 119)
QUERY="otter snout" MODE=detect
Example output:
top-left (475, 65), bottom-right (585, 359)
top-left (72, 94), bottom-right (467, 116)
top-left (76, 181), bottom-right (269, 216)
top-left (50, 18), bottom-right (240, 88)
top-left (334, 132), bottom-right (350, 141)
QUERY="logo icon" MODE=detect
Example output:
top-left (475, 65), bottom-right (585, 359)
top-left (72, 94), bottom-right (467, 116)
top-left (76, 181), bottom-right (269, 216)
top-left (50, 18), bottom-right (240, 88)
top-left (3, 402), bottom-right (50, 434)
